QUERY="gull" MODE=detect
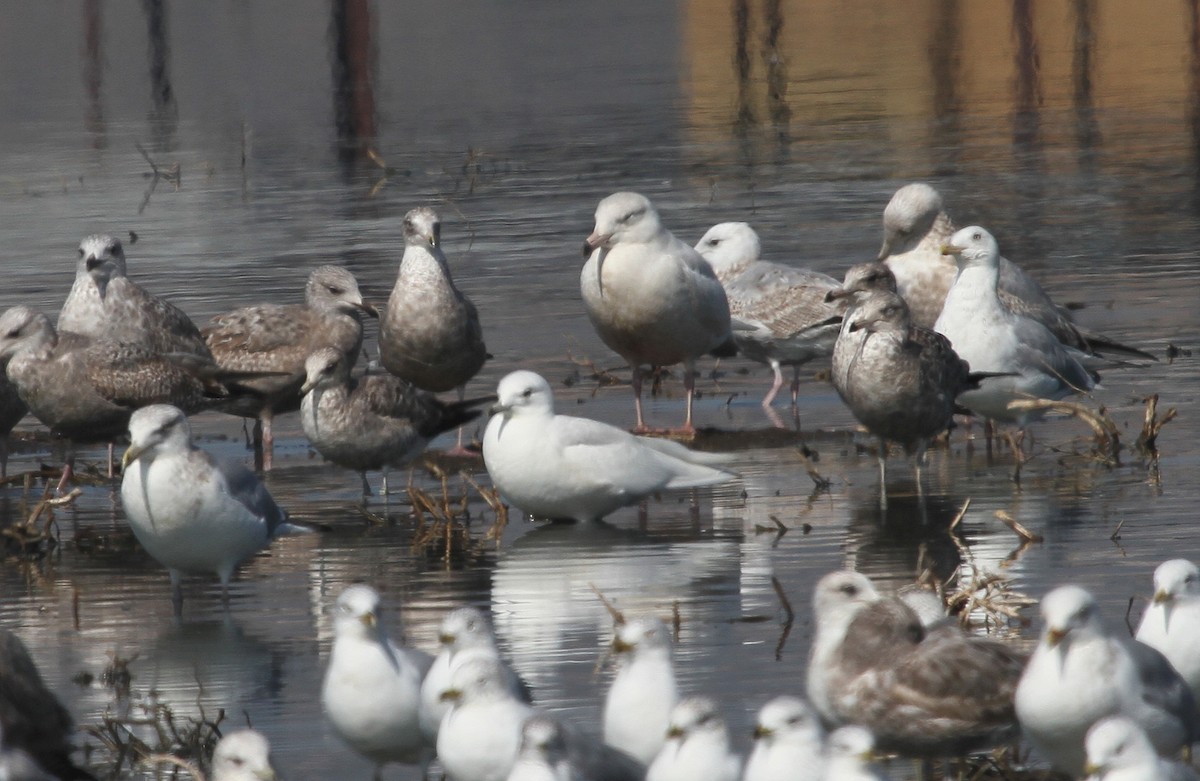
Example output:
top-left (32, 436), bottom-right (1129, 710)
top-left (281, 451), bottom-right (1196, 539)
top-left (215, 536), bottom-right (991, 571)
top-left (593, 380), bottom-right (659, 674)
top-left (379, 206), bottom-right (487, 455)
top-left (1015, 584), bottom-right (1200, 775)
top-left (0, 630), bottom-right (96, 781)
top-left (0, 365), bottom-right (27, 478)
top-left (120, 405), bottom-right (299, 612)
top-left (211, 729), bottom-right (278, 781)
top-left (878, 184), bottom-right (1153, 359)
top-left (582, 192), bottom-right (734, 433)
top-left (646, 696), bottom-right (741, 781)
top-left (825, 263), bottom-right (899, 303)
top-left (482, 370), bottom-right (737, 522)
top-left (419, 606), bottom-right (530, 744)
top-left (59, 233), bottom-right (212, 359)
top-left (603, 617), bottom-right (679, 765)
top-left (204, 265), bottom-right (378, 470)
top-left (1137, 559), bottom-right (1200, 699)
top-left (506, 714), bottom-right (644, 781)
top-left (743, 696), bottom-right (825, 781)
top-left (822, 726), bottom-right (890, 781)
top-left (321, 585), bottom-right (434, 779)
top-left (693, 222), bottom-right (843, 412)
top-left (807, 570), bottom-right (1023, 757)
top-left (300, 348), bottom-right (489, 496)
top-left (935, 226), bottom-right (1098, 426)
top-left (831, 289), bottom-right (973, 492)
top-left (438, 656), bottom-right (537, 781)
top-left (1084, 716), bottom-right (1200, 781)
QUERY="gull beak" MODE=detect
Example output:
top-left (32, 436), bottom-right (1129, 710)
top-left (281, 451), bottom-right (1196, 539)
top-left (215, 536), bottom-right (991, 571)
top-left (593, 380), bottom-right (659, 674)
top-left (824, 287), bottom-right (852, 303)
top-left (753, 725), bottom-right (771, 740)
top-left (940, 243), bottom-right (964, 256)
top-left (847, 317), bottom-right (871, 333)
top-left (611, 637), bottom-right (634, 654)
top-left (121, 443), bottom-right (148, 470)
top-left (665, 726), bottom-right (684, 739)
top-left (300, 375), bottom-right (319, 395)
top-left (356, 300), bottom-right (379, 318)
top-left (488, 400), bottom-right (511, 416)
top-left (430, 224), bottom-right (441, 247)
top-left (254, 768), bottom-right (277, 781)
top-left (1154, 589), bottom-right (1172, 605)
top-left (85, 255), bottom-right (103, 272)
top-left (1045, 627), bottom-right (1067, 647)
top-left (439, 687), bottom-right (462, 703)
top-left (1084, 762), bottom-right (1101, 776)
top-left (584, 230), bottom-right (609, 255)
top-left (359, 611), bottom-right (377, 629)
top-left (438, 632), bottom-right (456, 646)
top-left (876, 236), bottom-right (893, 261)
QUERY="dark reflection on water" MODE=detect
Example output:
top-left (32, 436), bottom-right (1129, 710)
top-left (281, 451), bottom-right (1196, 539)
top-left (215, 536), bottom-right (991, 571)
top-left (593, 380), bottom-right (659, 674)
top-left (0, 0), bottom-right (1199, 778)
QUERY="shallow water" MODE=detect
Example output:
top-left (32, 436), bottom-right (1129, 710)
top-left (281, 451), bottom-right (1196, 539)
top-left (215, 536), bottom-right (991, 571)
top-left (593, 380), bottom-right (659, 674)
top-left (1, 0), bottom-right (1199, 778)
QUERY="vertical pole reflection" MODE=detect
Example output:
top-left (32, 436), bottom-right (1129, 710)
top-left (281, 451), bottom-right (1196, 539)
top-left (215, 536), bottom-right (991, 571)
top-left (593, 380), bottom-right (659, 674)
top-left (83, 0), bottom-right (105, 150)
top-left (732, 0), bottom-right (756, 135)
top-left (762, 0), bottom-right (791, 162)
top-left (330, 0), bottom-right (378, 168)
top-left (1188, 0), bottom-right (1200, 213)
top-left (1071, 0), bottom-right (1100, 167)
top-left (142, 0), bottom-right (178, 150)
top-left (1010, 0), bottom-right (1045, 256)
top-left (928, 0), bottom-right (962, 177)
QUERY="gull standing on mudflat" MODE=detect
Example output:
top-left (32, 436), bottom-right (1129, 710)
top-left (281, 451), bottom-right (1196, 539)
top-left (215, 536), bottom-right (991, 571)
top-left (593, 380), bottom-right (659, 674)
top-left (322, 585), bottom-right (434, 779)
top-left (204, 265), bottom-right (378, 470)
top-left (806, 570), bottom-right (1023, 757)
top-left (935, 227), bottom-right (1097, 426)
top-left (60, 233), bottom-right (212, 359)
top-left (743, 696), bottom-right (825, 781)
top-left (1137, 559), bottom-right (1200, 700)
top-left (300, 348), bottom-right (489, 496)
top-left (693, 222), bottom-right (843, 413)
top-left (120, 405), bottom-right (300, 611)
top-left (380, 206), bottom-right (487, 455)
top-left (483, 371), bottom-right (736, 522)
top-left (582, 192), bottom-right (734, 433)
top-left (822, 726), bottom-right (890, 781)
top-left (1015, 585), bottom-right (1200, 775)
top-left (210, 729), bottom-right (278, 781)
top-left (603, 617), bottom-right (679, 765)
top-left (646, 696), bottom-right (741, 781)
top-left (418, 606), bottom-right (530, 744)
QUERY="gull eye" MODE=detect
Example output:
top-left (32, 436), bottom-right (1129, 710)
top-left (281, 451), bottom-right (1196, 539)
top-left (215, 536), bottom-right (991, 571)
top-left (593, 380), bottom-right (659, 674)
top-left (521, 388), bottom-right (533, 398)
top-left (6, 329), bottom-right (20, 338)
top-left (328, 286), bottom-right (344, 295)
top-left (78, 247), bottom-right (85, 257)
top-left (707, 238), bottom-right (720, 247)
top-left (840, 583), bottom-right (858, 596)
top-left (972, 232), bottom-right (982, 241)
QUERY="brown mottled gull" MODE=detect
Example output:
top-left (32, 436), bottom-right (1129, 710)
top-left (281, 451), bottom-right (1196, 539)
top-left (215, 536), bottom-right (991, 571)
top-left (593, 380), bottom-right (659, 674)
top-left (831, 289), bottom-right (973, 491)
top-left (807, 570), bottom-right (1024, 758)
top-left (878, 183), bottom-right (1154, 360)
top-left (694, 222), bottom-right (843, 411)
top-left (380, 207), bottom-right (487, 453)
top-left (59, 233), bottom-right (212, 359)
top-left (299, 348), bottom-right (489, 495)
top-left (203, 265), bottom-right (377, 470)
top-left (0, 364), bottom-right (28, 477)
top-left (582, 192), bottom-right (734, 433)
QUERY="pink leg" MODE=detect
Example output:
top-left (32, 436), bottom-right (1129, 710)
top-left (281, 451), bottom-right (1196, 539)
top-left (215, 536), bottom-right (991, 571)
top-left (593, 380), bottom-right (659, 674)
top-left (761, 361), bottom-right (784, 409)
top-left (444, 386), bottom-right (482, 458)
top-left (631, 366), bottom-right (649, 433)
top-left (790, 366), bottom-right (801, 407)
top-left (675, 360), bottom-right (697, 435)
top-left (261, 410), bottom-right (274, 471)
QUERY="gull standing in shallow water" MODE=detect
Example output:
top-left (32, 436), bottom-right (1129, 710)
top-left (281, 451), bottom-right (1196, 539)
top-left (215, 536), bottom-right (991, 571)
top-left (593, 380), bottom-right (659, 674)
top-left (120, 405), bottom-right (301, 612)
top-left (482, 370), bottom-right (737, 522)
top-left (603, 617), bottom-right (679, 765)
top-left (935, 227), bottom-right (1097, 426)
top-left (1137, 559), bottom-right (1200, 700)
top-left (743, 696), bottom-right (825, 781)
top-left (693, 222), bottom-right (843, 416)
top-left (203, 265), bottom-right (378, 470)
top-left (379, 206), bottom-right (487, 455)
top-left (582, 192), bottom-right (734, 434)
top-left (210, 729), bottom-right (278, 781)
top-left (300, 348), bottom-right (489, 496)
top-left (646, 696), bottom-right (741, 781)
top-left (1083, 716), bottom-right (1200, 781)
top-left (1015, 585), bottom-right (1200, 775)
top-left (806, 571), bottom-right (1024, 757)
top-left (322, 585), bottom-right (434, 780)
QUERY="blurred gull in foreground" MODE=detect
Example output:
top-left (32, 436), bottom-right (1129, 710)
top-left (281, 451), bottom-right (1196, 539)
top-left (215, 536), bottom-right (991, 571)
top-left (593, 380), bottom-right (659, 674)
top-left (438, 656), bottom-right (536, 781)
top-left (581, 192), bottom-right (734, 433)
top-left (743, 696), bottom-right (824, 781)
top-left (1083, 716), bottom-right (1199, 781)
top-left (1136, 559), bottom-right (1200, 701)
top-left (603, 617), bottom-right (679, 765)
top-left (822, 726), bottom-right (890, 781)
top-left (646, 696), bottom-right (740, 781)
top-left (482, 370), bottom-right (736, 522)
top-left (210, 729), bottom-right (278, 781)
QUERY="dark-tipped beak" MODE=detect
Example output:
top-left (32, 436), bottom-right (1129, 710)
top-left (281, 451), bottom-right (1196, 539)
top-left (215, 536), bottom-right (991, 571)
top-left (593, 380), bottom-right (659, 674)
top-left (85, 256), bottom-right (103, 272)
top-left (940, 243), bottom-right (963, 256)
top-left (357, 301), bottom-right (379, 318)
top-left (876, 238), bottom-right (892, 261)
top-left (753, 725), bottom-right (771, 740)
top-left (824, 288), bottom-right (851, 303)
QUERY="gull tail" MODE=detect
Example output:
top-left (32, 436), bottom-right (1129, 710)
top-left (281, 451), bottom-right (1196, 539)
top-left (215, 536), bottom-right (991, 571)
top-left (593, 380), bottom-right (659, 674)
top-left (1080, 332), bottom-right (1158, 363)
top-left (419, 394), bottom-right (497, 439)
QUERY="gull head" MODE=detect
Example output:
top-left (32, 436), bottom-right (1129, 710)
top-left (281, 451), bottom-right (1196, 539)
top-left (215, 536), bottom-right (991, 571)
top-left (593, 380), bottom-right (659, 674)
top-left (445, 656), bottom-right (512, 705)
top-left (846, 290), bottom-right (911, 336)
top-left (664, 696), bottom-right (727, 743)
top-left (334, 584), bottom-right (386, 640)
top-left (123, 405), bottom-right (191, 469)
top-left (211, 729), bottom-right (277, 781)
top-left (438, 606), bottom-right (498, 655)
top-left (693, 222), bottom-right (761, 279)
top-left (879, 183), bottom-right (943, 259)
top-left (300, 348), bottom-right (349, 396)
top-left (1040, 585), bottom-right (1102, 648)
top-left (940, 226), bottom-right (1000, 270)
top-left (306, 265), bottom-right (377, 319)
top-left (1084, 716), bottom-right (1158, 778)
top-left (826, 262), bottom-right (896, 303)
top-left (812, 570), bottom-right (881, 630)
top-left (0, 305), bottom-right (55, 361)
top-left (403, 206), bottom-right (441, 248)
top-left (585, 192), bottom-right (663, 254)
top-left (491, 370), bottom-right (555, 419)
top-left (517, 715), bottom-right (570, 765)
top-left (1152, 558), bottom-right (1200, 607)
top-left (826, 725), bottom-right (878, 764)
top-left (753, 696), bottom-right (823, 746)
top-left (612, 616), bottom-right (672, 656)
top-left (78, 233), bottom-right (128, 289)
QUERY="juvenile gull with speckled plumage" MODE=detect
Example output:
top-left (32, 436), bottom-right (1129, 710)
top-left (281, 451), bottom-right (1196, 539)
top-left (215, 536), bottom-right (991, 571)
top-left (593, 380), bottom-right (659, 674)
top-left (694, 222), bottom-right (843, 413)
top-left (582, 192), bottom-right (734, 433)
top-left (204, 265), bottom-right (377, 470)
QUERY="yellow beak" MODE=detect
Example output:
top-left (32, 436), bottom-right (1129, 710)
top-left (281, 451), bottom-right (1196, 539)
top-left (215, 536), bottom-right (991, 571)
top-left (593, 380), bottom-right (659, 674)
top-left (121, 444), bottom-right (147, 470)
top-left (940, 243), bottom-right (964, 256)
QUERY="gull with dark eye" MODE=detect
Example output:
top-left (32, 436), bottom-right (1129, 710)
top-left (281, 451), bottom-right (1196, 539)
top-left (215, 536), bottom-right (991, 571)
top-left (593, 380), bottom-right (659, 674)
top-left (743, 696), bottom-right (824, 781)
top-left (581, 192), bottom-right (734, 434)
top-left (204, 265), bottom-right (378, 471)
top-left (693, 222), bottom-right (844, 423)
top-left (210, 729), bottom-right (278, 781)
top-left (646, 696), bottom-right (741, 781)
top-left (1137, 559), bottom-right (1200, 700)
top-left (603, 616), bottom-right (679, 764)
top-left (482, 370), bottom-right (737, 522)
top-left (1083, 716), bottom-right (1199, 781)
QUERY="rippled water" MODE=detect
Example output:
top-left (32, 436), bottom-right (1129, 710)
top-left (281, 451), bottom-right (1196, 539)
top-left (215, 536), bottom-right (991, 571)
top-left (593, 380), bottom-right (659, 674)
top-left (2, 1), bottom-right (1200, 778)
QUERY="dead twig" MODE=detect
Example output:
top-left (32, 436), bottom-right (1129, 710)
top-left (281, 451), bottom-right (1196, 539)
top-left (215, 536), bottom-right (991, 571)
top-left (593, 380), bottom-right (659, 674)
top-left (994, 511), bottom-right (1043, 543)
top-left (771, 576), bottom-right (794, 661)
top-left (590, 583), bottom-right (626, 626)
top-left (1006, 398), bottom-right (1120, 464)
